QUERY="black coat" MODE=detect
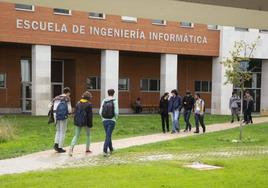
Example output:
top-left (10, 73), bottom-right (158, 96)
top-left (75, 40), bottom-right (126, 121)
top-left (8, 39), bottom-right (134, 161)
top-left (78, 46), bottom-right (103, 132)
top-left (182, 95), bottom-right (195, 111)
top-left (74, 101), bottom-right (93, 127)
top-left (243, 97), bottom-right (254, 113)
top-left (159, 98), bottom-right (169, 115)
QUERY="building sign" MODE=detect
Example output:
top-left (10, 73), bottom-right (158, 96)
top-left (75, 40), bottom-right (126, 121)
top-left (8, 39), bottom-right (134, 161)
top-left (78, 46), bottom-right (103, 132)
top-left (16, 19), bottom-right (208, 44)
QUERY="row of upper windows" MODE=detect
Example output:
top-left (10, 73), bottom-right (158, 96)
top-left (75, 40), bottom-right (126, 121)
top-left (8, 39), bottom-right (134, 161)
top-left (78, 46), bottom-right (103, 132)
top-left (14, 3), bottom-right (217, 30)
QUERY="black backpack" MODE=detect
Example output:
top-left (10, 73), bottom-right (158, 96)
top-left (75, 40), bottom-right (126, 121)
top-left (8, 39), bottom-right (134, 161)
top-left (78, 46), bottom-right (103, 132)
top-left (74, 103), bottom-right (88, 126)
top-left (101, 100), bottom-right (115, 119)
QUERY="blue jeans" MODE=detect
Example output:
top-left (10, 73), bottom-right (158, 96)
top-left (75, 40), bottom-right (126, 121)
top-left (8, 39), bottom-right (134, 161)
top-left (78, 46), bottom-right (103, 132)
top-left (184, 110), bottom-right (192, 130)
top-left (171, 110), bottom-right (180, 132)
top-left (103, 120), bottom-right (115, 153)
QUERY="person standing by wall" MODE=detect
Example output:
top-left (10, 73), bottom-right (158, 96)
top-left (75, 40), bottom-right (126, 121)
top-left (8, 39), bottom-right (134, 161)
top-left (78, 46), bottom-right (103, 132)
top-left (194, 93), bottom-right (206, 134)
top-left (182, 90), bottom-right (195, 132)
top-left (229, 91), bottom-right (240, 123)
top-left (243, 90), bottom-right (254, 124)
top-left (99, 89), bottom-right (119, 157)
top-left (49, 87), bottom-right (72, 153)
top-left (159, 92), bottom-right (170, 133)
top-left (69, 91), bottom-right (93, 157)
top-left (135, 97), bottom-right (142, 113)
top-left (168, 89), bottom-right (182, 134)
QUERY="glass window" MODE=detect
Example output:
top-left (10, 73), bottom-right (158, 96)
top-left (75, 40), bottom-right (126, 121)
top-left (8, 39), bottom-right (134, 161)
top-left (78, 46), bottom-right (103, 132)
top-left (53, 8), bottom-right (71, 15)
top-left (140, 79), bottom-right (149, 91)
top-left (140, 79), bottom-right (160, 91)
top-left (257, 73), bottom-right (262, 88)
top-left (207, 24), bottom-right (218, 30)
top-left (152, 19), bottom-right (166, 26)
top-left (15, 4), bottom-right (34, 11)
top-left (0, 73), bottom-right (6, 88)
top-left (119, 78), bottom-right (129, 91)
top-left (89, 12), bottom-right (105, 19)
top-left (235, 27), bottom-right (249, 32)
top-left (149, 79), bottom-right (158, 91)
top-left (86, 76), bottom-right (100, 90)
top-left (21, 59), bottom-right (31, 82)
top-left (209, 81), bottom-right (212, 92)
top-left (180, 22), bottom-right (194, 28)
top-left (121, 16), bottom-right (137, 23)
top-left (259, 29), bottom-right (268, 33)
top-left (201, 81), bottom-right (209, 92)
top-left (195, 81), bottom-right (201, 92)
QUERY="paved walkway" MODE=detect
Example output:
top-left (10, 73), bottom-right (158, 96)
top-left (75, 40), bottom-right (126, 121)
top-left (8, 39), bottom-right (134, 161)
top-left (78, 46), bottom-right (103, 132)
top-left (0, 117), bottom-right (268, 175)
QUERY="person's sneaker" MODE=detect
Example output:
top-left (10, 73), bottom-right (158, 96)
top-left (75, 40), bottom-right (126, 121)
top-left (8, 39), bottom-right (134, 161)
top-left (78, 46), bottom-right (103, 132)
top-left (194, 131), bottom-right (199, 133)
top-left (68, 148), bottom-right (73, 157)
top-left (86, 150), bottom-right (92, 154)
top-left (54, 143), bottom-right (59, 152)
top-left (203, 127), bottom-right (206, 133)
top-left (183, 129), bottom-right (187, 132)
top-left (103, 152), bottom-right (109, 157)
top-left (57, 148), bottom-right (66, 153)
top-left (171, 131), bottom-right (176, 134)
top-left (231, 120), bottom-right (234, 123)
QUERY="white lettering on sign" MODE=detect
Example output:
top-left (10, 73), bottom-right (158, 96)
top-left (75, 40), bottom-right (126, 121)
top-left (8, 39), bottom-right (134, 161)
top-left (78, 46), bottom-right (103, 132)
top-left (16, 19), bottom-right (208, 44)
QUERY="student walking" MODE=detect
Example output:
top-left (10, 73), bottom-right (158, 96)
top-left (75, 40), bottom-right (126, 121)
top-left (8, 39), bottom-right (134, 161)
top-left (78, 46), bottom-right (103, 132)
top-left (182, 91), bottom-right (195, 132)
top-left (159, 92), bottom-right (170, 133)
top-left (49, 87), bottom-right (72, 153)
top-left (243, 90), bottom-right (254, 124)
top-left (194, 93), bottom-right (206, 133)
top-left (69, 91), bottom-right (93, 157)
top-left (99, 89), bottom-right (119, 157)
top-left (229, 91), bottom-right (240, 123)
top-left (168, 89), bottom-right (182, 134)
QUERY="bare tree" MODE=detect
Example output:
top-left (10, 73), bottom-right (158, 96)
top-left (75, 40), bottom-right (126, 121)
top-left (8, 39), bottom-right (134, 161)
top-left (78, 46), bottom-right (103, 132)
top-left (221, 36), bottom-right (260, 140)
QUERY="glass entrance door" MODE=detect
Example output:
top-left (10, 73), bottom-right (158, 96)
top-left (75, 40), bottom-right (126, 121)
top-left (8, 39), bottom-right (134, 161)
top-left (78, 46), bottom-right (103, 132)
top-left (51, 60), bottom-right (64, 98)
top-left (21, 59), bottom-right (32, 113)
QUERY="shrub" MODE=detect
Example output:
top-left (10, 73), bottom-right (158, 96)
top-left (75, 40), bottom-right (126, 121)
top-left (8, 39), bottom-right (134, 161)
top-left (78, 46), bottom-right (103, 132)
top-left (0, 119), bottom-right (16, 143)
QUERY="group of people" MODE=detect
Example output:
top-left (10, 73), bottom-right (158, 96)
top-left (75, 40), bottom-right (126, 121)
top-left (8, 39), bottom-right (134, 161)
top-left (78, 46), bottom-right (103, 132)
top-left (49, 87), bottom-right (118, 157)
top-left (159, 90), bottom-right (206, 134)
top-left (229, 90), bottom-right (254, 124)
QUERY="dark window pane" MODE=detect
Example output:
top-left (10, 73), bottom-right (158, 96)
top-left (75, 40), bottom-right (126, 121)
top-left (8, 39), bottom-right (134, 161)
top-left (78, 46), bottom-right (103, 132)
top-left (202, 81), bottom-right (209, 92)
top-left (51, 61), bottom-right (63, 82)
top-left (257, 73), bottom-right (262, 88)
top-left (149, 80), bottom-right (158, 91)
top-left (141, 79), bottom-right (149, 91)
top-left (15, 4), bottom-right (33, 11)
top-left (0, 74), bottom-right (5, 88)
top-left (195, 81), bottom-right (201, 92)
top-left (86, 77), bottom-right (97, 90)
top-left (54, 8), bottom-right (70, 15)
top-left (119, 78), bottom-right (129, 91)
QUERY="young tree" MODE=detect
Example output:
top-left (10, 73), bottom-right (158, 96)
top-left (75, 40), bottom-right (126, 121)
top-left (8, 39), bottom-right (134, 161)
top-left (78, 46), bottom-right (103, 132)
top-left (221, 36), bottom-right (260, 140)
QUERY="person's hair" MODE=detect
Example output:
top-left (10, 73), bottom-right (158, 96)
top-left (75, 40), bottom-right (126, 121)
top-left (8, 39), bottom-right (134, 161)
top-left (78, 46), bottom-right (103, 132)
top-left (63, 87), bottom-right (71, 94)
top-left (137, 97), bottom-right (141, 100)
top-left (245, 90), bottom-right (250, 95)
top-left (82, 91), bottom-right (92, 100)
top-left (171, 89), bottom-right (178, 96)
top-left (107, 89), bottom-right (115, 96)
top-left (186, 90), bottom-right (191, 95)
top-left (232, 91), bottom-right (236, 95)
top-left (161, 92), bottom-right (169, 100)
top-left (195, 93), bottom-right (201, 98)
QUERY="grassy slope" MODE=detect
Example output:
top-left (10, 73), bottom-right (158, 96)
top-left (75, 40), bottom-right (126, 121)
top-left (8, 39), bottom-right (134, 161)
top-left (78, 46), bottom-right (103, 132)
top-left (0, 123), bottom-right (268, 188)
top-left (0, 114), bottom-right (229, 159)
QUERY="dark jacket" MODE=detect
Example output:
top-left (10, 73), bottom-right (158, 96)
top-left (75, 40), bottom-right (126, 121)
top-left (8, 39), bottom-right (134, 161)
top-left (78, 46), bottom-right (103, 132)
top-left (243, 96), bottom-right (254, 113)
top-left (74, 99), bottom-right (93, 128)
top-left (182, 95), bottom-right (195, 111)
top-left (168, 95), bottom-right (182, 112)
top-left (159, 98), bottom-right (169, 115)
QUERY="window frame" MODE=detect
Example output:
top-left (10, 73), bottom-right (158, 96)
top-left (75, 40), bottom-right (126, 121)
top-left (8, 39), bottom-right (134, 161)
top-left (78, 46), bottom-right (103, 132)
top-left (15, 4), bottom-right (35, 12)
top-left (86, 76), bottom-right (101, 91)
top-left (180, 22), bottom-right (194, 28)
top-left (152, 19), bottom-right (167, 26)
top-left (140, 78), bottom-right (160, 92)
top-left (0, 73), bottom-right (6, 89)
top-left (121, 16), bottom-right (138, 23)
top-left (207, 24), bottom-right (218, 30)
top-left (194, 80), bottom-right (212, 93)
top-left (89, 12), bottom-right (106, 20)
top-left (53, 8), bottom-right (72, 16)
top-left (118, 77), bottom-right (130, 92)
top-left (235, 27), bottom-right (249, 32)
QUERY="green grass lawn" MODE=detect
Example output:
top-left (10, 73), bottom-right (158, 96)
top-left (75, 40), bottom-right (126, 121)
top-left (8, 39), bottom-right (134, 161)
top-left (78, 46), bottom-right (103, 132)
top-left (0, 114), bottom-right (230, 159)
top-left (0, 123), bottom-right (268, 188)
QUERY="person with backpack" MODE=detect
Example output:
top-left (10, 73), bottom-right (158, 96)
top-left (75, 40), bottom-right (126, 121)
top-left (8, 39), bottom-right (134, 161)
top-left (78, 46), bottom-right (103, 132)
top-left (49, 87), bottom-right (72, 153)
top-left (193, 93), bottom-right (206, 133)
top-left (159, 92), bottom-right (170, 133)
top-left (229, 91), bottom-right (241, 123)
top-left (99, 89), bottom-right (119, 157)
top-left (182, 90), bottom-right (195, 132)
top-left (68, 91), bottom-right (93, 157)
top-left (168, 89), bottom-right (182, 134)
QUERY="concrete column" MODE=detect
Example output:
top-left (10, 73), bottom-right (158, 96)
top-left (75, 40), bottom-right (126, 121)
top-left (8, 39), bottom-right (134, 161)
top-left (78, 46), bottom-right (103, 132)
top-left (211, 57), bottom-right (233, 115)
top-left (261, 60), bottom-right (268, 115)
top-left (31, 45), bottom-right (51, 115)
top-left (160, 54), bottom-right (178, 96)
top-left (100, 50), bottom-right (119, 101)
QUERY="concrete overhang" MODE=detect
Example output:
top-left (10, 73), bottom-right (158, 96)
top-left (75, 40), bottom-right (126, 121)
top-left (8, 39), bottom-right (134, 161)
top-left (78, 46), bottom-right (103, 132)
top-left (2, 0), bottom-right (268, 29)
